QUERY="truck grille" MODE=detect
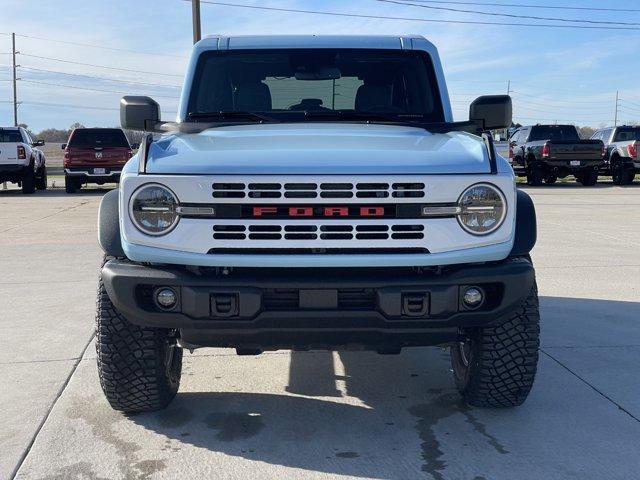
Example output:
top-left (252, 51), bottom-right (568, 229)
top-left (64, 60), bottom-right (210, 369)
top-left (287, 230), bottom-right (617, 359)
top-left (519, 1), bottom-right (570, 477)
top-left (204, 176), bottom-right (433, 254)
top-left (212, 223), bottom-right (424, 241)
top-left (212, 182), bottom-right (426, 199)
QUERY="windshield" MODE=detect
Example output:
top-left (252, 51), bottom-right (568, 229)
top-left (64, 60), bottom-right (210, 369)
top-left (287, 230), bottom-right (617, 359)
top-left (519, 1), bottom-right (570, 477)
top-left (614, 127), bottom-right (640, 142)
top-left (0, 131), bottom-right (22, 143)
top-left (68, 129), bottom-right (129, 148)
top-left (187, 49), bottom-right (444, 122)
top-left (529, 125), bottom-right (580, 142)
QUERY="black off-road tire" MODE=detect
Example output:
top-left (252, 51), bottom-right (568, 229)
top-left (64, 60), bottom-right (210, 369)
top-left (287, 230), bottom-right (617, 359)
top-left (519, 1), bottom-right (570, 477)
top-left (526, 162), bottom-right (544, 186)
top-left (21, 166), bottom-right (36, 194)
top-left (451, 284), bottom-right (540, 408)
top-left (575, 169), bottom-right (598, 187)
top-left (611, 159), bottom-right (634, 185)
top-left (65, 174), bottom-right (77, 194)
top-left (96, 267), bottom-right (182, 413)
top-left (36, 166), bottom-right (47, 190)
top-left (543, 175), bottom-right (557, 185)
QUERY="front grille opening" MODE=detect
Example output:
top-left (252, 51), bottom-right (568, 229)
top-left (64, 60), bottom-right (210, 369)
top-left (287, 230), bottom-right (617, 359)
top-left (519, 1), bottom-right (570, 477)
top-left (320, 191), bottom-right (353, 198)
top-left (249, 191), bottom-right (281, 198)
top-left (356, 233), bottom-right (389, 240)
top-left (285, 225), bottom-right (317, 232)
top-left (213, 225), bottom-right (246, 232)
top-left (321, 225), bottom-right (353, 232)
top-left (357, 183), bottom-right (389, 190)
top-left (262, 288), bottom-right (376, 311)
top-left (392, 224), bottom-right (424, 231)
top-left (284, 183), bottom-right (316, 190)
top-left (285, 191), bottom-right (317, 198)
top-left (249, 183), bottom-right (280, 190)
top-left (249, 225), bottom-right (282, 232)
top-left (213, 183), bottom-right (245, 190)
top-left (249, 233), bottom-right (281, 240)
top-left (321, 233), bottom-right (354, 240)
top-left (321, 183), bottom-right (353, 190)
top-left (213, 233), bottom-right (246, 240)
top-left (393, 183), bottom-right (425, 190)
top-left (284, 233), bottom-right (318, 240)
top-left (356, 225), bottom-right (388, 232)
top-left (213, 191), bottom-right (245, 198)
top-left (392, 232), bottom-right (424, 239)
top-left (357, 191), bottom-right (389, 198)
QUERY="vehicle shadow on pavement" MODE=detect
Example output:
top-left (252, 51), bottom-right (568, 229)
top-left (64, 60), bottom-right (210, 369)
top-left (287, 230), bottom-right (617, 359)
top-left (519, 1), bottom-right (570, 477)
top-left (122, 295), bottom-right (640, 480)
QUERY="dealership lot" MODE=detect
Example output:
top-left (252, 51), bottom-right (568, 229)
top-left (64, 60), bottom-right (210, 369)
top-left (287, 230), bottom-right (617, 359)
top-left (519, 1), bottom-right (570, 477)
top-left (1, 183), bottom-right (639, 480)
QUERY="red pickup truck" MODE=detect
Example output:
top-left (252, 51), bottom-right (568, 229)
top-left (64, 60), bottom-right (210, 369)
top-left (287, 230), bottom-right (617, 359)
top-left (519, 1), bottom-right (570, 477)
top-left (63, 128), bottom-right (136, 193)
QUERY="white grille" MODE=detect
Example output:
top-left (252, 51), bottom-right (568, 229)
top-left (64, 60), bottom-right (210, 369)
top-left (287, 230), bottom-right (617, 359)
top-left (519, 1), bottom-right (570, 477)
top-left (208, 220), bottom-right (429, 251)
top-left (212, 182), bottom-right (426, 200)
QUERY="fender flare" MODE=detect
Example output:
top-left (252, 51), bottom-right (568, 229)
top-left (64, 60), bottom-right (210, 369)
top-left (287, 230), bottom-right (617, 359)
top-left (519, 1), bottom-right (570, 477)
top-left (98, 189), bottom-right (126, 258)
top-left (510, 189), bottom-right (537, 257)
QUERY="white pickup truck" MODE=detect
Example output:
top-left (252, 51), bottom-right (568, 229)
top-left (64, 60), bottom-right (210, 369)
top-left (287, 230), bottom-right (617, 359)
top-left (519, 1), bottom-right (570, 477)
top-left (97, 35), bottom-right (540, 413)
top-left (0, 126), bottom-right (47, 193)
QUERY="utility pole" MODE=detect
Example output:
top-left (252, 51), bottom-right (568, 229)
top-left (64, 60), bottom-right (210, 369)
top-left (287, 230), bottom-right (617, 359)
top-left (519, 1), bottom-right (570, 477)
top-left (11, 32), bottom-right (18, 126)
top-left (192, 0), bottom-right (202, 44)
top-left (614, 90), bottom-right (620, 126)
top-left (506, 80), bottom-right (511, 96)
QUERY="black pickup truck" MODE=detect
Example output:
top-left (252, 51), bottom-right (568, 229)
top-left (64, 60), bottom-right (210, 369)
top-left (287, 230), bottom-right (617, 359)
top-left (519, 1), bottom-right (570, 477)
top-left (509, 124), bottom-right (604, 186)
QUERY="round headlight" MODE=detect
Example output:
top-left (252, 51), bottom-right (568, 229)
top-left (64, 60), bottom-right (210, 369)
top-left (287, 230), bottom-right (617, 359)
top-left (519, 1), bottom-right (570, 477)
top-left (129, 184), bottom-right (179, 235)
top-left (457, 183), bottom-right (506, 235)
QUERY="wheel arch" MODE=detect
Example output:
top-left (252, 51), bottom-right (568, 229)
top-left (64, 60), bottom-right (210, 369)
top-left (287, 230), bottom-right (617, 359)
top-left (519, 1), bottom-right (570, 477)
top-left (510, 189), bottom-right (537, 257)
top-left (98, 188), bottom-right (126, 258)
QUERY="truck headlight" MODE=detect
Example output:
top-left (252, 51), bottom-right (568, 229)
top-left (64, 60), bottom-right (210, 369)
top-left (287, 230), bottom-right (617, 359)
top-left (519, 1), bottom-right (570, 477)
top-left (129, 184), bottom-right (179, 235)
top-left (457, 183), bottom-right (506, 235)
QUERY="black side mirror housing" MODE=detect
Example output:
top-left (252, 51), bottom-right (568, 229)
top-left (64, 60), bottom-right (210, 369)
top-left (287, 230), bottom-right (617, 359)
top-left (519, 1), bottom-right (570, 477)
top-left (120, 96), bottom-right (160, 131)
top-left (61, 143), bottom-right (67, 150)
top-left (469, 95), bottom-right (512, 131)
top-left (33, 140), bottom-right (45, 147)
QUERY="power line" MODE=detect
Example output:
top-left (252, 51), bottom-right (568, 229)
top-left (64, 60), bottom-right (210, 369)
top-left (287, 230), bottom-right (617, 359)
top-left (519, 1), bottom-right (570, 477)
top-left (390, 0), bottom-right (640, 13)
top-left (14, 34), bottom-right (188, 58)
top-left (378, 0), bottom-right (640, 26)
top-left (511, 91), bottom-right (613, 105)
top-left (19, 79), bottom-right (181, 99)
top-left (15, 66), bottom-right (181, 88)
top-left (195, 1), bottom-right (640, 31)
top-left (19, 53), bottom-right (184, 77)
top-left (17, 100), bottom-right (178, 114)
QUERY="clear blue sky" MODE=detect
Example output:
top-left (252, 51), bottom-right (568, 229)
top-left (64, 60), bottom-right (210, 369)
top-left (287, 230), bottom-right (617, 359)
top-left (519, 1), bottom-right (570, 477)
top-left (1, 0), bottom-right (640, 132)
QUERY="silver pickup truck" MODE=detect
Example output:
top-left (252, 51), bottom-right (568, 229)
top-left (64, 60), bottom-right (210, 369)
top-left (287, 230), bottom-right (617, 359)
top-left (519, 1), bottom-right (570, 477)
top-left (591, 125), bottom-right (639, 185)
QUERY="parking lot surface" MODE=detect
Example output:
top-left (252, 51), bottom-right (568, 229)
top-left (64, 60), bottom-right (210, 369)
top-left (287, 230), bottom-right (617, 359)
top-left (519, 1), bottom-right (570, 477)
top-left (1, 182), bottom-right (639, 480)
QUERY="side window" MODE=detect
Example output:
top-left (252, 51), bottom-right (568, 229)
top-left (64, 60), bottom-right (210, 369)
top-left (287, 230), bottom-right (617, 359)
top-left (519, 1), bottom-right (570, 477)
top-left (520, 128), bottom-right (530, 143)
top-left (591, 131), bottom-right (601, 140)
top-left (602, 129), bottom-right (612, 143)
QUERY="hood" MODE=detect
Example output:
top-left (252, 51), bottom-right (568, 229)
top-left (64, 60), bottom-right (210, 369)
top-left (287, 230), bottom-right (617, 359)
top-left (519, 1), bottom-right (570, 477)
top-left (145, 123), bottom-right (490, 175)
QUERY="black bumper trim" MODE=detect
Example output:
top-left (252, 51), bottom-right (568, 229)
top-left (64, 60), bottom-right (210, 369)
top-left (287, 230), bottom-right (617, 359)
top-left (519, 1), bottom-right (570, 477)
top-left (102, 259), bottom-right (535, 348)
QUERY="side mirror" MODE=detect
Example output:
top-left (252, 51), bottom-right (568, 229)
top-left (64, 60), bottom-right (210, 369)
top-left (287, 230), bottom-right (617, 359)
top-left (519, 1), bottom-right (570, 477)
top-left (130, 143), bottom-right (140, 150)
top-left (32, 140), bottom-right (45, 147)
top-left (120, 96), bottom-right (160, 131)
top-left (61, 143), bottom-right (67, 150)
top-left (469, 95), bottom-right (512, 131)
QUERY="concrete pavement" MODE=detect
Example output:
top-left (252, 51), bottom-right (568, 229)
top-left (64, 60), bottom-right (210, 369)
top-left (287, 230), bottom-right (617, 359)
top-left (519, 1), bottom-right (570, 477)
top-left (1, 182), bottom-right (639, 480)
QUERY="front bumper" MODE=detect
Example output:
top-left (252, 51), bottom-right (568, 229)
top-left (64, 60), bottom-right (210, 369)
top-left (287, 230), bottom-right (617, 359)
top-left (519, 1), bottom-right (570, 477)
top-left (102, 257), bottom-right (535, 350)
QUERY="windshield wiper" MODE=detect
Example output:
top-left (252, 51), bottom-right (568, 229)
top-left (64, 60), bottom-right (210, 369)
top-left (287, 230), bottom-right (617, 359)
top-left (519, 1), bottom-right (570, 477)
top-left (188, 111), bottom-right (279, 123)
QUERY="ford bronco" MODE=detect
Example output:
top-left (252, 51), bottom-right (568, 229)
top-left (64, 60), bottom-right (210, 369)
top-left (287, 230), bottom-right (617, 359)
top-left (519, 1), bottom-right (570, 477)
top-left (97, 35), bottom-right (539, 413)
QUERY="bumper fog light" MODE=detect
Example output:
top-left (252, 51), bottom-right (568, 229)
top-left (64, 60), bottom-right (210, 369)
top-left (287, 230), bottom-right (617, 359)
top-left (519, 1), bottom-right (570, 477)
top-left (462, 287), bottom-right (484, 309)
top-left (155, 287), bottom-right (177, 310)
